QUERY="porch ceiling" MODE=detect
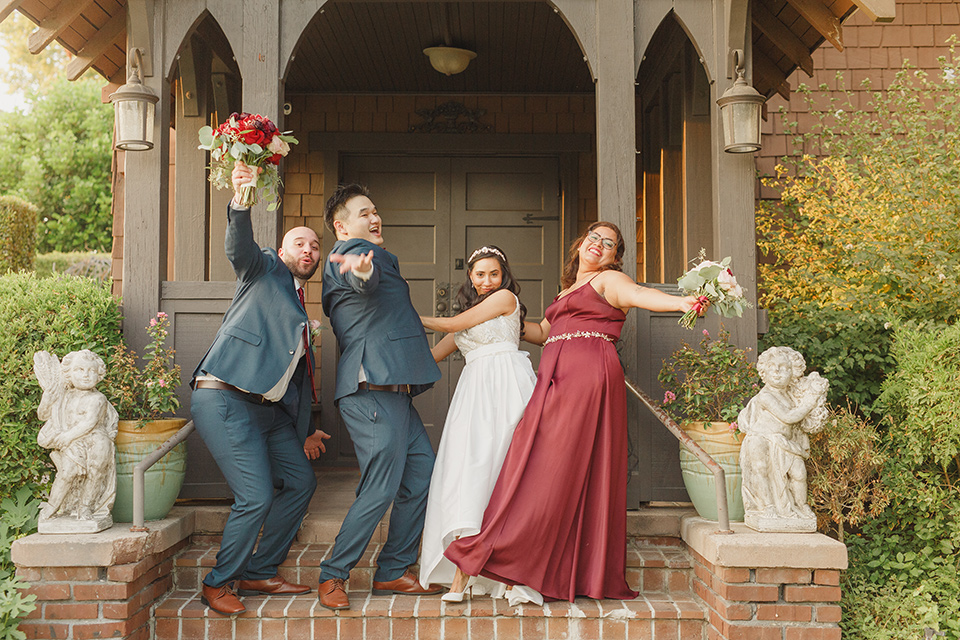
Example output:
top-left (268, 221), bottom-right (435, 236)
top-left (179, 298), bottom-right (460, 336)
top-left (286, 2), bottom-right (591, 94)
top-left (1, 0), bottom-right (895, 100)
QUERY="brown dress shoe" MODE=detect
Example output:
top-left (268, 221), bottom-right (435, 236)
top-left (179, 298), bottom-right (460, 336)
top-left (372, 569), bottom-right (444, 596)
top-left (237, 575), bottom-right (311, 596)
top-left (201, 583), bottom-right (246, 616)
top-left (318, 578), bottom-right (350, 610)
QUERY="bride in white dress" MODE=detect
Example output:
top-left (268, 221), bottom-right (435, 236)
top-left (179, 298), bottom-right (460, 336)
top-left (418, 246), bottom-right (538, 602)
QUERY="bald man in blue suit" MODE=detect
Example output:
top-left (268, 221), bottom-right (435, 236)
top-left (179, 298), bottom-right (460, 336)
top-left (190, 162), bottom-right (331, 616)
top-left (317, 183), bottom-right (443, 610)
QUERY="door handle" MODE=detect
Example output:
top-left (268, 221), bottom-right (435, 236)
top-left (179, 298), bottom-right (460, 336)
top-left (522, 213), bottom-right (560, 224)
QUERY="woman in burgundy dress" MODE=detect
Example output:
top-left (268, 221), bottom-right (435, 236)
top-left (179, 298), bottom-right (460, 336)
top-left (443, 222), bottom-right (700, 603)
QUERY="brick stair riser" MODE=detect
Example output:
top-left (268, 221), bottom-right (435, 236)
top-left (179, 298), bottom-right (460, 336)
top-left (155, 592), bottom-right (707, 640)
top-left (173, 537), bottom-right (694, 595)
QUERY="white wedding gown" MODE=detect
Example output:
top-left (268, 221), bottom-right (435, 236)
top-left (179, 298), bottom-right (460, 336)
top-left (418, 295), bottom-right (537, 593)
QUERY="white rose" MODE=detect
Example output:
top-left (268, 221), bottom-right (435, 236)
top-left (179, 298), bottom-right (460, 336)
top-left (267, 136), bottom-right (291, 156)
top-left (717, 268), bottom-right (738, 292)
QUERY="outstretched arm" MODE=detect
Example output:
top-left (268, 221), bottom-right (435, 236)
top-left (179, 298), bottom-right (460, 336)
top-left (420, 289), bottom-right (516, 333)
top-left (224, 161), bottom-right (268, 280)
top-left (328, 248), bottom-right (380, 293)
top-left (602, 271), bottom-right (699, 314)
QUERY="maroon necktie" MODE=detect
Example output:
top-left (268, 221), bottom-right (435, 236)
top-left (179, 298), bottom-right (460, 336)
top-left (297, 287), bottom-right (318, 403)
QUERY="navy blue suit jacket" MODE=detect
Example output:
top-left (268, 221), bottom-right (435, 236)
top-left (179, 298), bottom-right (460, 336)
top-left (192, 206), bottom-right (314, 443)
top-left (322, 238), bottom-right (440, 401)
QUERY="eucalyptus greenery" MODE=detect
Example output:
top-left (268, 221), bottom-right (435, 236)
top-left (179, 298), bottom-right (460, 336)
top-left (658, 329), bottom-right (760, 424)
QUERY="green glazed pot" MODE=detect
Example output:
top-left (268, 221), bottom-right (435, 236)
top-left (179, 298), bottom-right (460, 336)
top-left (679, 421), bottom-right (745, 522)
top-left (113, 418), bottom-right (188, 522)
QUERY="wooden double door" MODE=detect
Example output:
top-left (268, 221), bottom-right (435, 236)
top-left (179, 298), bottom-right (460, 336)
top-left (326, 154), bottom-right (562, 458)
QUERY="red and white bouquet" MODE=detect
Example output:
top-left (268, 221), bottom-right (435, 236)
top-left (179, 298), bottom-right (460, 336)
top-left (198, 112), bottom-right (298, 210)
top-left (676, 251), bottom-right (751, 329)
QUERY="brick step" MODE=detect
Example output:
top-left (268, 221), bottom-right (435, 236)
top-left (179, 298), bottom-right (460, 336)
top-left (173, 538), bottom-right (695, 595)
top-left (155, 589), bottom-right (707, 640)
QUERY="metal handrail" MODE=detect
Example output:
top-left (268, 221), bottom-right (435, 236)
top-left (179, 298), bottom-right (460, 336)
top-left (624, 378), bottom-right (734, 534)
top-left (130, 420), bottom-right (195, 532)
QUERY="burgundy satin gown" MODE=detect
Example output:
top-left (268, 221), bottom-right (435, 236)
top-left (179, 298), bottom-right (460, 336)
top-left (444, 280), bottom-right (639, 601)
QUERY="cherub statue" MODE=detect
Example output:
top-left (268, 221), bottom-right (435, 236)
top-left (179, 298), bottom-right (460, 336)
top-left (34, 349), bottom-right (119, 533)
top-left (737, 346), bottom-right (829, 533)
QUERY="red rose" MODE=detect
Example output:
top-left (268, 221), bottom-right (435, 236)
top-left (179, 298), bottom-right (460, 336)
top-left (243, 129), bottom-right (267, 146)
top-left (268, 154), bottom-right (282, 165)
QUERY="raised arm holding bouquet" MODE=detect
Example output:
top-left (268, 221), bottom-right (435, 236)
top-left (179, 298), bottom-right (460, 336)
top-left (198, 112), bottom-right (298, 210)
top-left (676, 251), bottom-right (752, 329)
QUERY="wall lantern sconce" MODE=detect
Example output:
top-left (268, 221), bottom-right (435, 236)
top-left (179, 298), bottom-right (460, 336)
top-left (109, 48), bottom-right (160, 151)
top-left (423, 46), bottom-right (477, 76)
top-left (716, 50), bottom-right (765, 153)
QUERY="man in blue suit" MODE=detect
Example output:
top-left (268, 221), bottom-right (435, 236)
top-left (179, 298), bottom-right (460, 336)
top-left (317, 183), bottom-right (443, 610)
top-left (190, 162), bottom-right (331, 615)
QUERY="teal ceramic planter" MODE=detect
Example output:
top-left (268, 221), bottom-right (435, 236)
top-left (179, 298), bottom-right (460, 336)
top-left (113, 418), bottom-right (187, 522)
top-left (679, 421), bottom-right (745, 522)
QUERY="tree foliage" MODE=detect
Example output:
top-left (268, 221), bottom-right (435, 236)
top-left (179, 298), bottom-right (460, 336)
top-left (0, 12), bottom-right (113, 253)
top-left (758, 46), bottom-right (960, 413)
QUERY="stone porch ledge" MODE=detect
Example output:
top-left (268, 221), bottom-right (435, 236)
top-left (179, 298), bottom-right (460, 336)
top-left (681, 516), bottom-right (847, 640)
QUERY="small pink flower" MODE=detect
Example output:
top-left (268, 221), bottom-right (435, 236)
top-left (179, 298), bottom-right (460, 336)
top-left (157, 379), bottom-right (167, 387)
top-left (729, 422), bottom-right (738, 431)
top-left (157, 312), bottom-right (168, 319)
top-left (150, 318), bottom-right (157, 327)
top-left (702, 329), bottom-right (710, 337)
top-left (663, 390), bottom-right (676, 403)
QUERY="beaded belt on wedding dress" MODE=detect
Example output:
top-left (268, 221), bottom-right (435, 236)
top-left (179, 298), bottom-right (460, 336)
top-left (544, 330), bottom-right (615, 345)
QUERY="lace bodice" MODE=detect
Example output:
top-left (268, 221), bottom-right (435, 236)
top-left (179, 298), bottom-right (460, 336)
top-left (454, 294), bottom-right (522, 355)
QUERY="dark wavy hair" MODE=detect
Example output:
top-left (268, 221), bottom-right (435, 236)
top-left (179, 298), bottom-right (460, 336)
top-left (324, 183), bottom-right (371, 231)
top-left (455, 245), bottom-right (527, 336)
top-left (560, 221), bottom-right (625, 289)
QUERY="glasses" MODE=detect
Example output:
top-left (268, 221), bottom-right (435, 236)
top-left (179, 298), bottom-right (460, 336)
top-left (586, 232), bottom-right (617, 251)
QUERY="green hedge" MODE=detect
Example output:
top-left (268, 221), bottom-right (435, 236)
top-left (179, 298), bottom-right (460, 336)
top-left (0, 196), bottom-right (37, 275)
top-left (0, 272), bottom-right (123, 501)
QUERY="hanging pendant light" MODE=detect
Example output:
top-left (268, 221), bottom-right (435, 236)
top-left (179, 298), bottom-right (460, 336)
top-left (717, 50), bottom-right (765, 153)
top-left (109, 48), bottom-right (160, 151)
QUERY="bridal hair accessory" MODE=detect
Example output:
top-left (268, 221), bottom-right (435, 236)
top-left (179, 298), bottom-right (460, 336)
top-left (469, 246), bottom-right (507, 263)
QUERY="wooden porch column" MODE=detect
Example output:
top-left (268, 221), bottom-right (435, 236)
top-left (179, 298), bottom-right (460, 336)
top-left (240, 0), bottom-right (282, 248)
top-left (712, 0), bottom-right (758, 351)
top-left (122, 74), bottom-right (171, 354)
top-left (595, 0), bottom-right (638, 373)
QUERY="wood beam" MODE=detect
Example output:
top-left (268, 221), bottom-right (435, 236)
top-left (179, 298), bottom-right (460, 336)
top-left (785, 0), bottom-right (844, 51)
top-left (127, 0), bottom-right (153, 77)
top-left (66, 7), bottom-right (126, 81)
top-left (851, 0), bottom-right (895, 22)
top-left (753, 48), bottom-right (791, 100)
top-left (753, 1), bottom-right (814, 77)
top-left (0, 0), bottom-right (25, 24)
top-left (28, 0), bottom-right (95, 54)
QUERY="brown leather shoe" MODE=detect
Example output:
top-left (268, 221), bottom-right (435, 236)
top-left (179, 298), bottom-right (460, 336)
top-left (318, 578), bottom-right (349, 610)
top-left (372, 569), bottom-right (444, 596)
top-left (237, 575), bottom-right (311, 596)
top-left (201, 583), bottom-right (246, 616)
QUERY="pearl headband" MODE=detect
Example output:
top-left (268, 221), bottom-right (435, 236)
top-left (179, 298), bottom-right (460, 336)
top-left (469, 246), bottom-right (506, 263)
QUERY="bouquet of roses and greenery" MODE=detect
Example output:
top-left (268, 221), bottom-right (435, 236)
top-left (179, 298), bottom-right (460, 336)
top-left (676, 250), bottom-right (751, 329)
top-left (198, 112), bottom-right (298, 210)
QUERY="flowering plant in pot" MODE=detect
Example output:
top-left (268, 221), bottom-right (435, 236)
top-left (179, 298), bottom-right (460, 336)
top-left (657, 329), bottom-right (760, 521)
top-left (103, 312), bottom-right (187, 522)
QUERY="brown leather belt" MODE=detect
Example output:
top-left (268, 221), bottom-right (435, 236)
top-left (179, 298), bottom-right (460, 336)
top-left (357, 382), bottom-right (411, 394)
top-left (194, 379), bottom-right (275, 405)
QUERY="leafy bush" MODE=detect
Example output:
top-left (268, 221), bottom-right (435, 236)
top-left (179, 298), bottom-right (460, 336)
top-left (835, 322), bottom-right (960, 640)
top-left (0, 488), bottom-right (41, 640)
top-left (32, 251), bottom-right (109, 279)
top-left (0, 197), bottom-right (37, 275)
top-left (0, 272), bottom-right (123, 501)
top-left (806, 404), bottom-right (889, 541)
top-left (658, 329), bottom-right (760, 423)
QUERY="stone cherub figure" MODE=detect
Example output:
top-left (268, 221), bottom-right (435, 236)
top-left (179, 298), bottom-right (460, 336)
top-left (34, 349), bottom-right (119, 534)
top-left (737, 346), bottom-right (828, 533)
